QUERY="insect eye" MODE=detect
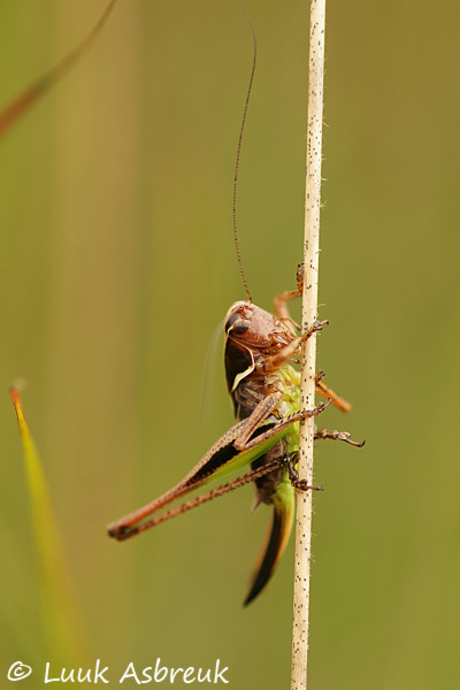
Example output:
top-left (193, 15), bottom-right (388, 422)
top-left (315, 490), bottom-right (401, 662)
top-left (232, 320), bottom-right (250, 335)
top-left (225, 313), bottom-right (250, 335)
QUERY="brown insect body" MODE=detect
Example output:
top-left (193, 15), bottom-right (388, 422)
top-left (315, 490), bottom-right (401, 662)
top-left (224, 298), bottom-right (299, 495)
top-left (223, 297), bottom-right (305, 604)
top-left (222, 289), bottom-right (363, 605)
top-left (101, 1), bottom-right (364, 605)
top-left (224, 300), bottom-right (297, 407)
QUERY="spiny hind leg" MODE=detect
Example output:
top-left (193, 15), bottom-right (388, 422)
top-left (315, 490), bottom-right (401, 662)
top-left (235, 399), bottom-right (332, 453)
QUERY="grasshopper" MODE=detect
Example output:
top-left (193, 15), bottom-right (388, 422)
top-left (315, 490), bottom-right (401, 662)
top-left (107, 7), bottom-right (365, 605)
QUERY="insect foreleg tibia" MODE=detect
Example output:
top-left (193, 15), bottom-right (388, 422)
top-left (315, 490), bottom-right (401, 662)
top-left (258, 320), bottom-right (328, 376)
top-left (300, 319), bottom-right (329, 341)
top-left (273, 263), bottom-right (305, 320)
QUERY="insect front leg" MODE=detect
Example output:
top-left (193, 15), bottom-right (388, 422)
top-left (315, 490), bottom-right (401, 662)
top-left (257, 319), bottom-right (328, 377)
top-left (273, 268), bottom-right (354, 413)
top-left (273, 262), bottom-right (305, 321)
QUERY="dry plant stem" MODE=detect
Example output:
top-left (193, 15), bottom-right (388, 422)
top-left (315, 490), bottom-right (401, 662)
top-left (291, 0), bottom-right (326, 688)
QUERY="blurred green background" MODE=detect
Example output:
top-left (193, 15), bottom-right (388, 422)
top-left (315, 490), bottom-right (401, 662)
top-left (1, 1), bottom-right (460, 688)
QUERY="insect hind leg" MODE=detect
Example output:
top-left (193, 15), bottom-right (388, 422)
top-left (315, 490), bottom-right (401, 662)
top-left (237, 398), bottom-right (332, 453)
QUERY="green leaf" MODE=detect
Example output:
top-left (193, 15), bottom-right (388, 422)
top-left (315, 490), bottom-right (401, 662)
top-left (10, 385), bottom-right (83, 664)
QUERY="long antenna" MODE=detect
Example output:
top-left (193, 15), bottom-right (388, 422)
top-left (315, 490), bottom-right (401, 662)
top-left (232, 1), bottom-right (257, 303)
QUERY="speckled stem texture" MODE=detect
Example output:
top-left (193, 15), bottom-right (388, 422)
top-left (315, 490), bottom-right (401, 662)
top-left (291, 1), bottom-right (326, 688)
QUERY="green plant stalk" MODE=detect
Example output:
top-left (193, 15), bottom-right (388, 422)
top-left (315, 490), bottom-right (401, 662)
top-left (11, 387), bottom-right (83, 664)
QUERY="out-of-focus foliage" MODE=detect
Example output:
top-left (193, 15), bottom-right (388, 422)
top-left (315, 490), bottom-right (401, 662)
top-left (10, 386), bottom-right (82, 665)
top-left (0, 1), bottom-right (459, 688)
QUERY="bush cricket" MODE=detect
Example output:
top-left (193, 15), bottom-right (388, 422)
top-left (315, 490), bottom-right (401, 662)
top-left (0, 0), bottom-right (364, 606)
top-left (106, 6), bottom-right (365, 605)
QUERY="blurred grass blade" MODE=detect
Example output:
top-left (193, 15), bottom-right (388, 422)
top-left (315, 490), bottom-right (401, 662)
top-left (0, 0), bottom-right (118, 140)
top-left (10, 385), bottom-right (83, 663)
